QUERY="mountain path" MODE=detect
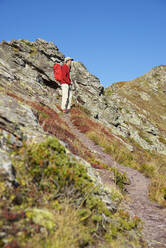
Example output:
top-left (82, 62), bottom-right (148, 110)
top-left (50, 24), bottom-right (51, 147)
top-left (62, 114), bottom-right (166, 248)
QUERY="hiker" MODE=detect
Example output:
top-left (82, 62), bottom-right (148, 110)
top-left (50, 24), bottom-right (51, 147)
top-left (61, 57), bottom-right (73, 113)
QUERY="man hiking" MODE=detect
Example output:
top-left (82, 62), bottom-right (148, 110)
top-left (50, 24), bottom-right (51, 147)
top-left (61, 57), bottom-right (73, 113)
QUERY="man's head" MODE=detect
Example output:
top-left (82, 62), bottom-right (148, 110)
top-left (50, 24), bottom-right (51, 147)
top-left (64, 57), bottom-right (73, 67)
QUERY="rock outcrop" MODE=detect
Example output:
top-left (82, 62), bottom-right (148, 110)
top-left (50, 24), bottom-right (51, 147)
top-left (0, 38), bottom-right (166, 187)
top-left (0, 38), bottom-right (166, 247)
top-left (102, 65), bottom-right (166, 155)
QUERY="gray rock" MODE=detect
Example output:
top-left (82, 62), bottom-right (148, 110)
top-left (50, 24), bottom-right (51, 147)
top-left (0, 38), bottom-right (166, 161)
top-left (0, 93), bottom-right (49, 145)
top-left (140, 92), bottom-right (150, 101)
top-left (0, 149), bottom-right (17, 185)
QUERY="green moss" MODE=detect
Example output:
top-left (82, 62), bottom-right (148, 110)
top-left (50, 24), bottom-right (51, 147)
top-left (37, 110), bottom-right (49, 119)
top-left (20, 40), bottom-right (33, 46)
top-left (26, 208), bottom-right (55, 230)
top-left (20, 40), bottom-right (37, 57)
top-left (159, 136), bottom-right (166, 145)
top-left (30, 46), bottom-right (37, 57)
top-left (13, 47), bottom-right (19, 53)
top-left (126, 109), bottom-right (130, 114)
top-left (139, 131), bottom-right (153, 145)
top-left (79, 208), bottom-right (91, 221)
top-left (105, 88), bottom-right (113, 96)
top-left (153, 73), bottom-right (160, 78)
top-left (91, 214), bottom-right (102, 223)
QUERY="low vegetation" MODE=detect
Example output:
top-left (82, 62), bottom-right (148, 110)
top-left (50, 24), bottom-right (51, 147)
top-left (70, 105), bottom-right (166, 206)
top-left (0, 137), bottom-right (145, 247)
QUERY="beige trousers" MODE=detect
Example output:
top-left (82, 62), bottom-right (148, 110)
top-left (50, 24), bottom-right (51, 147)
top-left (61, 84), bottom-right (72, 110)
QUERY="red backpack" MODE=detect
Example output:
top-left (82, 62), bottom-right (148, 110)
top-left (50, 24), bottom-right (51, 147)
top-left (53, 64), bottom-right (62, 83)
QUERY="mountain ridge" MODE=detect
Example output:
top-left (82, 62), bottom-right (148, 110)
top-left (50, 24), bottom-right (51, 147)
top-left (0, 38), bottom-right (166, 248)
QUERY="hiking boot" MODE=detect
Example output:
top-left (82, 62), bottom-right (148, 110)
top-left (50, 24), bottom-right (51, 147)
top-left (62, 109), bottom-right (69, 114)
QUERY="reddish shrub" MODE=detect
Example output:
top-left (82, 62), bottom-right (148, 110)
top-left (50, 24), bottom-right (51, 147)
top-left (6, 91), bottom-right (101, 168)
top-left (4, 240), bottom-right (20, 248)
top-left (3, 209), bottom-right (25, 222)
top-left (91, 164), bottom-right (103, 169)
top-left (70, 106), bottom-right (115, 143)
top-left (71, 117), bottom-right (92, 133)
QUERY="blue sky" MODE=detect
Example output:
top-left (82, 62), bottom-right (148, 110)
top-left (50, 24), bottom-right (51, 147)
top-left (0, 0), bottom-right (165, 87)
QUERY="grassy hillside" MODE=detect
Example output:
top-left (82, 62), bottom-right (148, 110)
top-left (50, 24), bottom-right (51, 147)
top-left (104, 65), bottom-right (166, 205)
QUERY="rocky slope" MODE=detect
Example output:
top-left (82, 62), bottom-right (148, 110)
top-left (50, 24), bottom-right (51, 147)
top-left (104, 65), bottom-right (166, 155)
top-left (0, 38), bottom-right (166, 248)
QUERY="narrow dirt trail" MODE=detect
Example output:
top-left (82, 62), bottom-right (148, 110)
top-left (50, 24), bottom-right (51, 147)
top-left (62, 114), bottom-right (166, 248)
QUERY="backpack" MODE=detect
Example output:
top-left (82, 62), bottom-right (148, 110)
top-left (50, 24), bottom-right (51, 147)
top-left (53, 64), bottom-right (62, 83)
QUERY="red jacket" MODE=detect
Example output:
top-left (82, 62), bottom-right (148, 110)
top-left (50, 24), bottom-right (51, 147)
top-left (61, 64), bottom-right (71, 84)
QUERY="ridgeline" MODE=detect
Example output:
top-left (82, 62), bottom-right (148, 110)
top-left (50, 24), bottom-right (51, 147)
top-left (0, 39), bottom-right (166, 248)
